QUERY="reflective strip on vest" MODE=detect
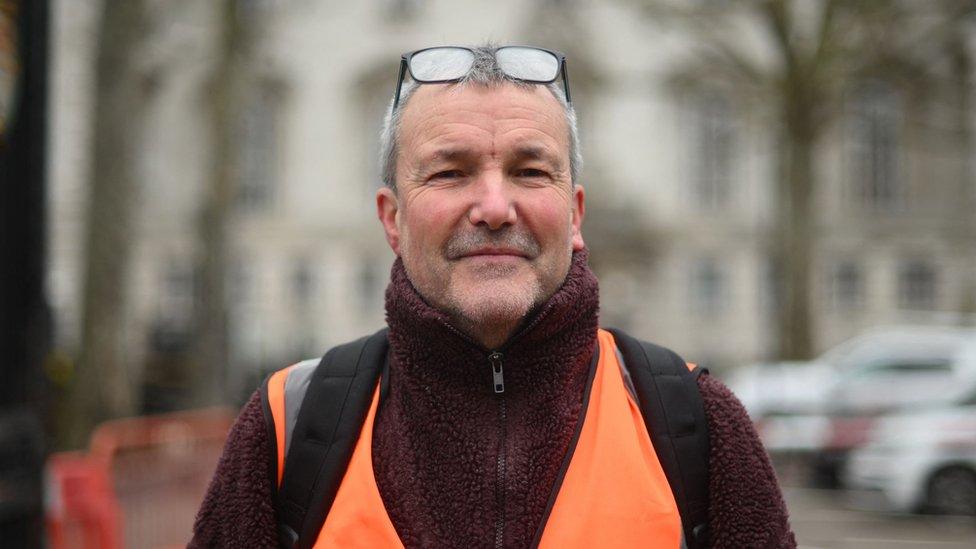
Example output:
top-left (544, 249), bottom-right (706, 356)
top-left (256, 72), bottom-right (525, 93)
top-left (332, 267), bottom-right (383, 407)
top-left (266, 329), bottom-right (683, 548)
top-left (283, 359), bottom-right (318, 454)
top-left (266, 358), bottom-right (319, 487)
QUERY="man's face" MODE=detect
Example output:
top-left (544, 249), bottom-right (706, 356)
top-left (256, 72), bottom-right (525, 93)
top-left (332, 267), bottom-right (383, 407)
top-left (377, 82), bottom-right (585, 347)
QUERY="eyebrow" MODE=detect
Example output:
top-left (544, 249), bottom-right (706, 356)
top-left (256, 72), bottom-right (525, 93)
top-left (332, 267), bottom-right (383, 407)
top-left (514, 145), bottom-right (558, 163)
top-left (511, 145), bottom-right (561, 167)
top-left (416, 148), bottom-right (473, 173)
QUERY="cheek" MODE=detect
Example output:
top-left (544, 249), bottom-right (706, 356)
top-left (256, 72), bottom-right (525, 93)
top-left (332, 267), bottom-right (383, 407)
top-left (400, 198), bottom-right (464, 252)
top-left (522, 198), bottom-right (576, 245)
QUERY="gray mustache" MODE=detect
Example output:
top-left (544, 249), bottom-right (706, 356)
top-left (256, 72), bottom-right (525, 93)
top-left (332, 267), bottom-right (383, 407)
top-left (445, 228), bottom-right (541, 259)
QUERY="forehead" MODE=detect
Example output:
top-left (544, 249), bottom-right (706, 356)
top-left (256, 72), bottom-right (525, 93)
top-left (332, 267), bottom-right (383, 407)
top-left (397, 82), bottom-right (570, 155)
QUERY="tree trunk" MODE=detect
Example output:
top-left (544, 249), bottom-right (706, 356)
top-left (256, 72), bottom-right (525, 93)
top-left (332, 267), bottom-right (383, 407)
top-left (774, 109), bottom-right (816, 360)
top-left (67, 0), bottom-right (154, 447)
top-left (191, 0), bottom-right (250, 405)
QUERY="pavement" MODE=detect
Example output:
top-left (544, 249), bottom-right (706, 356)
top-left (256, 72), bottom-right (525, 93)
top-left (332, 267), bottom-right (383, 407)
top-left (785, 487), bottom-right (976, 549)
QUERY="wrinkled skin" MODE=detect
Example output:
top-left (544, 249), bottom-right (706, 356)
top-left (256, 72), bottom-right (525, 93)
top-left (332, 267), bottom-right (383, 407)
top-left (377, 83), bottom-right (585, 348)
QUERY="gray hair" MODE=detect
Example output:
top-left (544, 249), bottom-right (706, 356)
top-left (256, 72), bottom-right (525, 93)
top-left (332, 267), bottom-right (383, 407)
top-left (379, 44), bottom-right (581, 190)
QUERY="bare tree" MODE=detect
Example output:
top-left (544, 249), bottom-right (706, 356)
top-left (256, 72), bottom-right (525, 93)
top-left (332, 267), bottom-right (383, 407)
top-left (634, 0), bottom-right (976, 359)
top-left (191, 0), bottom-right (260, 405)
top-left (67, 0), bottom-right (159, 447)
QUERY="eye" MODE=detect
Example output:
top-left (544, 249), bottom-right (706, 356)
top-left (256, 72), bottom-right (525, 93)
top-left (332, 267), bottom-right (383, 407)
top-left (514, 168), bottom-right (550, 178)
top-left (429, 170), bottom-right (464, 181)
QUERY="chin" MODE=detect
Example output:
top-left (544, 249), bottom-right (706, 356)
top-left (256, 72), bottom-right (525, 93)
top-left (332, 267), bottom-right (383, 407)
top-left (448, 278), bottom-right (540, 332)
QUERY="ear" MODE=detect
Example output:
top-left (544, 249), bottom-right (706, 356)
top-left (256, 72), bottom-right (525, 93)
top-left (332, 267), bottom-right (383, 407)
top-left (571, 184), bottom-right (585, 251)
top-left (376, 186), bottom-right (402, 255)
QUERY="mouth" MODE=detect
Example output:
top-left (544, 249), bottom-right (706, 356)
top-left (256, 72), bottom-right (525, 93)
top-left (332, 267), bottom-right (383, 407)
top-left (459, 248), bottom-right (529, 259)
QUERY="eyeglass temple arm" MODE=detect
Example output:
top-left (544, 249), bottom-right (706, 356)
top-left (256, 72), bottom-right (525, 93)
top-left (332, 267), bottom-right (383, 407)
top-left (392, 58), bottom-right (407, 114)
top-left (561, 59), bottom-right (571, 104)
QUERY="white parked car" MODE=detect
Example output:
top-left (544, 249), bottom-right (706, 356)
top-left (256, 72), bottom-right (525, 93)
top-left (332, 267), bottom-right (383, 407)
top-left (728, 326), bottom-right (976, 456)
top-left (844, 396), bottom-right (976, 515)
top-left (824, 328), bottom-right (976, 414)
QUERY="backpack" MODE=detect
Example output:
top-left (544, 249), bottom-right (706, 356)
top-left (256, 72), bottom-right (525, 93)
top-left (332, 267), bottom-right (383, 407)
top-left (262, 328), bottom-right (710, 549)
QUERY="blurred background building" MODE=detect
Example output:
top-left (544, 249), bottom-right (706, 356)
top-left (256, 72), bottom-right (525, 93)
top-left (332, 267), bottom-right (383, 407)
top-left (48, 0), bottom-right (976, 405)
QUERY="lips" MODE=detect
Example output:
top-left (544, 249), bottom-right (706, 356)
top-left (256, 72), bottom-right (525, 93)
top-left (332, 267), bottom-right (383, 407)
top-left (460, 248), bottom-right (528, 259)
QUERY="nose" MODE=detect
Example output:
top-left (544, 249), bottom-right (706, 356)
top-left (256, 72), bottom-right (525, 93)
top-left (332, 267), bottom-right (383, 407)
top-left (467, 171), bottom-right (517, 230)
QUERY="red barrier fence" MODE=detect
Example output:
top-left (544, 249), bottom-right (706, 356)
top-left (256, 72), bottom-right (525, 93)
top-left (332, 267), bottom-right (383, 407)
top-left (46, 408), bottom-right (235, 549)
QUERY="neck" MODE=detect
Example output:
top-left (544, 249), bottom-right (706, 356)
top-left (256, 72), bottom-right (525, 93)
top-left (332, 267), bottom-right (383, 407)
top-left (463, 321), bottom-right (513, 350)
top-left (449, 307), bottom-right (538, 350)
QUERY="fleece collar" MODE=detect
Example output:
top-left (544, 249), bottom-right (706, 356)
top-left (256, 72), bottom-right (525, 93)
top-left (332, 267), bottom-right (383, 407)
top-left (382, 250), bottom-right (600, 393)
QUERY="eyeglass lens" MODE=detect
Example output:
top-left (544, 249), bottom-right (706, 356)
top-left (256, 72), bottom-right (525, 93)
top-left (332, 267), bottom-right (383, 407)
top-left (495, 47), bottom-right (560, 82)
top-left (409, 47), bottom-right (475, 81)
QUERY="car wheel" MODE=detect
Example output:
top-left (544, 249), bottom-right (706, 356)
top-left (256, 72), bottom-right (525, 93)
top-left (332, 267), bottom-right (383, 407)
top-left (926, 466), bottom-right (976, 516)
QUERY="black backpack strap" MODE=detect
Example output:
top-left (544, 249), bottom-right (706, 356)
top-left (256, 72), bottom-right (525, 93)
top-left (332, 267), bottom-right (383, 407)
top-left (274, 328), bottom-right (389, 549)
top-left (607, 328), bottom-right (710, 549)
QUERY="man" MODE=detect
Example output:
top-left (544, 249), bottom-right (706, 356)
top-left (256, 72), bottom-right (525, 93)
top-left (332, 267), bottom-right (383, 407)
top-left (192, 44), bottom-right (795, 548)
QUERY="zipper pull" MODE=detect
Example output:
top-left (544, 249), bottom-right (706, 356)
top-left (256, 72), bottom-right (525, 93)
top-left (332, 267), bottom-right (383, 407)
top-left (489, 351), bottom-right (505, 394)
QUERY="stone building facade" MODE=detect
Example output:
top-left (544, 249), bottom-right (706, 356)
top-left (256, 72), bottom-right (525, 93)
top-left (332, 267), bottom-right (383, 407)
top-left (48, 0), bottom-right (976, 401)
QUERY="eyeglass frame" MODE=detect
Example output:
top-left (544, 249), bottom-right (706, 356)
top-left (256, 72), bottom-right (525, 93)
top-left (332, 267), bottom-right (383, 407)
top-left (391, 45), bottom-right (572, 115)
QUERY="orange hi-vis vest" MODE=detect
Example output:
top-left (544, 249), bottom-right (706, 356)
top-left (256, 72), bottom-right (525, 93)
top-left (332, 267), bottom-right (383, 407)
top-left (266, 329), bottom-right (683, 548)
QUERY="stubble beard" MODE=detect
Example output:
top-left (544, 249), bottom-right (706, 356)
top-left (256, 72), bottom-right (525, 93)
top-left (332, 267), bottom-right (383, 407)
top-left (403, 226), bottom-right (566, 348)
top-left (404, 251), bottom-right (546, 349)
top-left (443, 269), bottom-right (543, 348)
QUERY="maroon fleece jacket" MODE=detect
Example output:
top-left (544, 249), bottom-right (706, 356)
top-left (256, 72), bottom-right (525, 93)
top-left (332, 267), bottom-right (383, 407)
top-left (191, 253), bottom-right (796, 548)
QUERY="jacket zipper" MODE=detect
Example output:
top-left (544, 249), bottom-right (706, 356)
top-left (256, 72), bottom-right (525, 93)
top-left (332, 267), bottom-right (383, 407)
top-left (490, 351), bottom-right (507, 548)
top-left (489, 351), bottom-right (505, 393)
top-left (438, 316), bottom-right (552, 548)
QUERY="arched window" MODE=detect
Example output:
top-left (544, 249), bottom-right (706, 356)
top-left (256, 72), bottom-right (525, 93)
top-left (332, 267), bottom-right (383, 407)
top-left (237, 80), bottom-right (286, 212)
top-left (691, 92), bottom-right (735, 211)
top-left (847, 82), bottom-right (903, 211)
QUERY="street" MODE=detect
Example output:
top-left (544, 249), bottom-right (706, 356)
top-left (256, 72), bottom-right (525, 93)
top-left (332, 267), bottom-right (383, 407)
top-left (786, 487), bottom-right (976, 549)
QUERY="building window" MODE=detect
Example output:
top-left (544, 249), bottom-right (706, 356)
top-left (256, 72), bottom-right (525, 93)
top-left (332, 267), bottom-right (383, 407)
top-left (292, 258), bottom-right (313, 306)
top-left (237, 82), bottom-right (283, 211)
top-left (898, 260), bottom-right (937, 310)
top-left (692, 93), bottom-right (735, 211)
top-left (691, 258), bottom-right (728, 315)
top-left (830, 261), bottom-right (863, 310)
top-left (848, 82), bottom-right (902, 211)
top-left (159, 261), bottom-right (196, 327)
